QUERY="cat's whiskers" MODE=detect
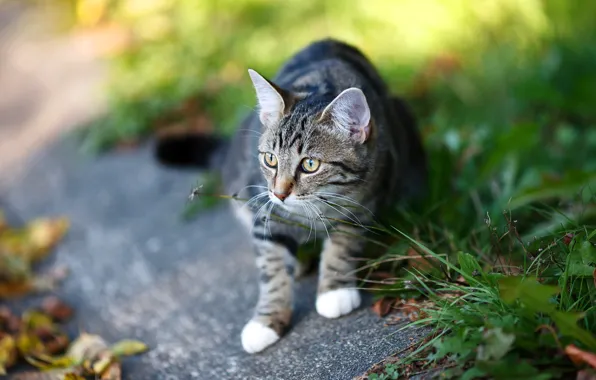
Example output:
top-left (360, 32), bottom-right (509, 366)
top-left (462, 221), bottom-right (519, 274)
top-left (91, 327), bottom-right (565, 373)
top-left (314, 191), bottom-right (375, 218)
top-left (242, 191), bottom-right (269, 211)
top-left (264, 202), bottom-right (276, 237)
top-left (305, 200), bottom-right (331, 240)
top-left (315, 197), bottom-right (372, 233)
top-left (299, 203), bottom-right (315, 243)
top-left (251, 199), bottom-right (272, 232)
top-left (237, 128), bottom-right (263, 137)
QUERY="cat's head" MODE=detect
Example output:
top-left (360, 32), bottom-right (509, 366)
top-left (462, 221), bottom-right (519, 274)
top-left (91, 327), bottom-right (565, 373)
top-left (248, 69), bottom-right (374, 213)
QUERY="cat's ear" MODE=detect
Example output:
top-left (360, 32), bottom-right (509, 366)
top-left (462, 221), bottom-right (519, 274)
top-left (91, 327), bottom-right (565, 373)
top-left (248, 69), bottom-right (291, 128)
top-left (320, 88), bottom-right (371, 144)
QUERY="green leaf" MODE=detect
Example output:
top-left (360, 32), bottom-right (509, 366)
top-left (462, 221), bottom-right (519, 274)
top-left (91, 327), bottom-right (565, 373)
top-left (509, 171), bottom-right (596, 210)
top-left (567, 261), bottom-right (595, 277)
top-left (110, 339), bottom-right (149, 357)
top-left (460, 366), bottom-right (486, 380)
top-left (498, 276), bottom-right (559, 313)
top-left (579, 241), bottom-right (596, 265)
top-left (476, 358), bottom-right (552, 379)
top-left (432, 329), bottom-right (480, 362)
top-left (550, 311), bottom-right (596, 350)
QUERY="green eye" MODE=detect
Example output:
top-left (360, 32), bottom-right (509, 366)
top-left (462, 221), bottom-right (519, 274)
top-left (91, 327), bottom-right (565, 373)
top-left (263, 152), bottom-right (278, 168)
top-left (301, 158), bottom-right (321, 173)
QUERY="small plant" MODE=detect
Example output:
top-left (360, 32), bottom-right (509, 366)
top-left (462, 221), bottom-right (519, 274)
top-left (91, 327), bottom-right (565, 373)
top-left (368, 363), bottom-right (399, 380)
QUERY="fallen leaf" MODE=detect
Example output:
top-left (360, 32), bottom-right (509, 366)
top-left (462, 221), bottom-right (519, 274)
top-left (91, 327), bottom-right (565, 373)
top-left (109, 339), bottom-right (149, 357)
top-left (566, 344), bottom-right (596, 368)
top-left (91, 352), bottom-right (114, 374)
top-left (100, 360), bottom-right (121, 380)
top-left (0, 210), bottom-right (7, 232)
top-left (12, 369), bottom-right (76, 380)
top-left (577, 369), bottom-right (596, 380)
top-left (372, 298), bottom-right (394, 318)
top-left (406, 248), bottom-right (436, 271)
top-left (25, 354), bottom-right (74, 371)
top-left (64, 373), bottom-right (86, 380)
top-left (26, 217), bottom-right (69, 262)
top-left (0, 333), bottom-right (17, 374)
top-left (42, 297), bottom-right (73, 322)
top-left (17, 331), bottom-right (45, 357)
top-left (67, 333), bottom-right (109, 364)
top-left (23, 310), bottom-right (55, 330)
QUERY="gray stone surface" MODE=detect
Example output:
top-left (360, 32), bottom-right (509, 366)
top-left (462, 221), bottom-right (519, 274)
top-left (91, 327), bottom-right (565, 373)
top-left (2, 137), bottom-right (426, 380)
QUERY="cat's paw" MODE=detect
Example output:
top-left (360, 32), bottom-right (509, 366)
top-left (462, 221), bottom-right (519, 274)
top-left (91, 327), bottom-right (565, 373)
top-left (241, 320), bottom-right (280, 354)
top-left (316, 288), bottom-right (361, 319)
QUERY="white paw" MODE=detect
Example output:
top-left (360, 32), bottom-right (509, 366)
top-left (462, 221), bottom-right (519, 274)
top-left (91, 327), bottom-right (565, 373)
top-left (241, 320), bottom-right (280, 354)
top-left (316, 288), bottom-right (361, 319)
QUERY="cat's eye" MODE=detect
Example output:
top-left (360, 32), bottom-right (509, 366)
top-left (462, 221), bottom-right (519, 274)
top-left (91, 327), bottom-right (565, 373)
top-left (263, 152), bottom-right (278, 168)
top-left (301, 158), bottom-right (320, 173)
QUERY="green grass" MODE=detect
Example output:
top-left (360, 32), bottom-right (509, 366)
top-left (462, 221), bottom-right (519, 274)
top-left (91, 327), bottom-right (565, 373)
top-left (60, 0), bottom-right (596, 377)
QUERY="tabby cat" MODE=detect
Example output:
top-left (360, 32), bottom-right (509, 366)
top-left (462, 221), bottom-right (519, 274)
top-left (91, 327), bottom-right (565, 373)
top-left (156, 38), bottom-right (427, 354)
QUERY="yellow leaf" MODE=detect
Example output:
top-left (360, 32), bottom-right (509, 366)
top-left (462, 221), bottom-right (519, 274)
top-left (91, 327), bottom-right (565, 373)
top-left (109, 339), bottom-right (149, 357)
top-left (91, 353), bottom-right (114, 374)
top-left (100, 361), bottom-right (121, 380)
top-left (67, 333), bottom-right (108, 364)
top-left (17, 332), bottom-right (45, 356)
top-left (0, 334), bottom-right (17, 373)
top-left (25, 354), bottom-right (75, 370)
top-left (26, 217), bottom-right (69, 262)
top-left (23, 310), bottom-right (55, 329)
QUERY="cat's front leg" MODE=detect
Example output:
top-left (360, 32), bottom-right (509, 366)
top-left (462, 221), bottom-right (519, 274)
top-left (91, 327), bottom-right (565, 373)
top-left (241, 231), bottom-right (297, 354)
top-left (316, 225), bottom-right (363, 319)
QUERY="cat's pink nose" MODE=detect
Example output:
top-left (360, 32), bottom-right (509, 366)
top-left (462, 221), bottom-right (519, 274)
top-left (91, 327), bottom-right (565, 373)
top-left (274, 192), bottom-right (289, 201)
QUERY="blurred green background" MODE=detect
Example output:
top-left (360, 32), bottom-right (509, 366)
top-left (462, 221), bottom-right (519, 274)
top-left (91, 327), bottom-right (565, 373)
top-left (49, 0), bottom-right (596, 241)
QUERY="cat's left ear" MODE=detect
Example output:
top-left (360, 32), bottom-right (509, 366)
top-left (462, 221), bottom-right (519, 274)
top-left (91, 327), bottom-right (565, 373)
top-left (248, 69), bottom-right (293, 128)
top-left (320, 88), bottom-right (371, 144)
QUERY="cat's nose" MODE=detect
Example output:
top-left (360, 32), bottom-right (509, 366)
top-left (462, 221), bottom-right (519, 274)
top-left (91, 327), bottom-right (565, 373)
top-left (273, 191), bottom-right (289, 201)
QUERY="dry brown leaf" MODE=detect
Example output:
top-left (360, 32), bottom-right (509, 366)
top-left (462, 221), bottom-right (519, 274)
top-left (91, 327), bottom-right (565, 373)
top-left (566, 344), bottom-right (596, 368)
top-left (0, 281), bottom-right (35, 298)
top-left (369, 271), bottom-right (394, 280)
top-left (0, 211), bottom-right (7, 233)
top-left (372, 297), bottom-right (394, 317)
top-left (577, 369), bottom-right (596, 380)
top-left (11, 369), bottom-right (82, 380)
top-left (64, 373), bottom-right (86, 380)
top-left (0, 213), bottom-right (69, 298)
top-left (406, 248), bottom-right (435, 271)
top-left (42, 297), bottom-right (74, 322)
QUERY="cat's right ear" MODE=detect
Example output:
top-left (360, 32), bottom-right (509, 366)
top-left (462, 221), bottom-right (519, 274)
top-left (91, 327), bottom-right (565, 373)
top-left (248, 69), bottom-right (290, 128)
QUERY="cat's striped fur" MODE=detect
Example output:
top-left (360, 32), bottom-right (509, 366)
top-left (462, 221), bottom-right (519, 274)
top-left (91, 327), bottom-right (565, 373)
top-left (155, 38), bottom-right (426, 354)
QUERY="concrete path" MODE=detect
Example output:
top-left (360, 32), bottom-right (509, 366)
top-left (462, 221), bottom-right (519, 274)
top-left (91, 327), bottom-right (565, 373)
top-left (1, 138), bottom-right (426, 380)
